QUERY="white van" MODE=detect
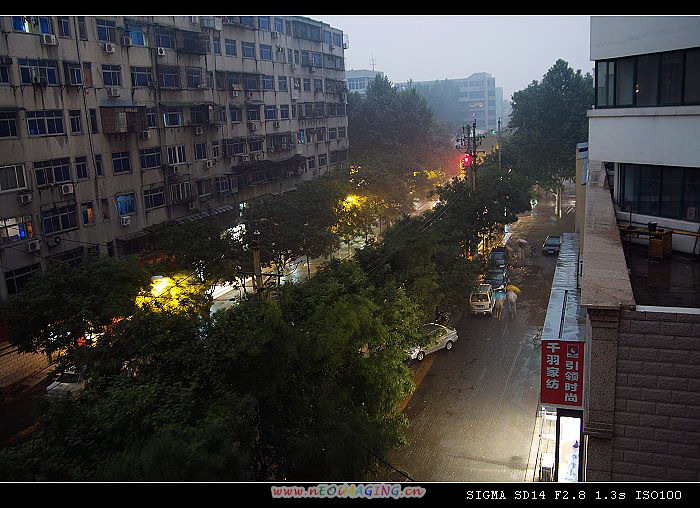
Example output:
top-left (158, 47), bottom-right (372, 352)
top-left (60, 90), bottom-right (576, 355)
top-left (470, 284), bottom-right (495, 316)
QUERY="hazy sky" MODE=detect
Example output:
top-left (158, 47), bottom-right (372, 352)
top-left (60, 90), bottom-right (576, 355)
top-left (309, 15), bottom-right (592, 100)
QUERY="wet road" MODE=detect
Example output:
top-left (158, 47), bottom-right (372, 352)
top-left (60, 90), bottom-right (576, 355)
top-left (370, 189), bottom-right (576, 482)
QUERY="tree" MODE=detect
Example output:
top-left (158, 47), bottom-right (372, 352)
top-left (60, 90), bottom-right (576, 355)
top-left (507, 59), bottom-right (593, 192)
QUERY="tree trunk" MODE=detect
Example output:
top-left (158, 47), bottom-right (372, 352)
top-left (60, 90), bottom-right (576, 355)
top-left (306, 254), bottom-right (311, 278)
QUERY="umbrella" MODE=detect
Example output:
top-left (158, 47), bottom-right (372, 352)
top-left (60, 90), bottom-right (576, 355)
top-left (506, 284), bottom-right (521, 294)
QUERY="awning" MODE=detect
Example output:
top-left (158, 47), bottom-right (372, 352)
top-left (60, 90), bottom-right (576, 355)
top-left (99, 99), bottom-right (137, 108)
top-left (172, 204), bottom-right (237, 225)
top-left (0, 106), bottom-right (27, 111)
top-left (159, 101), bottom-right (217, 107)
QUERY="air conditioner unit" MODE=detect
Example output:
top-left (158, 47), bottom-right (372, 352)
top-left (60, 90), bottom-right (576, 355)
top-left (231, 90), bottom-right (239, 98)
top-left (239, 155), bottom-right (250, 163)
top-left (247, 91), bottom-right (256, 98)
top-left (121, 36), bottom-right (133, 47)
top-left (0, 56), bottom-right (12, 65)
top-left (60, 183), bottom-right (74, 195)
top-left (248, 122), bottom-right (257, 131)
top-left (190, 16), bottom-right (199, 24)
top-left (170, 166), bottom-right (180, 175)
top-left (17, 193), bottom-right (33, 205)
top-left (273, 121), bottom-right (280, 128)
top-left (107, 87), bottom-right (121, 97)
top-left (205, 159), bottom-right (214, 168)
top-left (31, 75), bottom-right (48, 85)
top-left (103, 42), bottom-right (116, 53)
top-left (272, 31), bottom-right (280, 39)
top-left (286, 171), bottom-right (294, 178)
top-left (41, 34), bottom-right (58, 46)
top-left (342, 42), bottom-right (348, 49)
top-left (187, 201), bottom-right (196, 210)
top-left (27, 240), bottom-right (41, 252)
top-left (141, 130), bottom-right (151, 140)
top-left (120, 216), bottom-right (131, 227)
top-left (194, 126), bottom-right (204, 135)
top-left (157, 47), bottom-right (166, 57)
top-left (276, 45), bottom-right (284, 52)
top-left (280, 143), bottom-right (288, 150)
top-left (196, 83), bottom-right (208, 89)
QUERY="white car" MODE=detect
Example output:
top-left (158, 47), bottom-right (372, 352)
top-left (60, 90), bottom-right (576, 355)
top-left (408, 323), bottom-right (458, 361)
top-left (45, 370), bottom-right (85, 398)
top-left (470, 284), bottom-right (496, 316)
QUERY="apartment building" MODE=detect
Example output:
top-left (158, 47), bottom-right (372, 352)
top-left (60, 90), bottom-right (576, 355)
top-left (0, 15), bottom-right (349, 389)
top-left (397, 72), bottom-right (502, 132)
top-left (578, 16), bottom-right (700, 482)
top-left (346, 69), bottom-right (384, 96)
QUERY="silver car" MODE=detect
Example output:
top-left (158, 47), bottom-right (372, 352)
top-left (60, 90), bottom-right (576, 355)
top-left (45, 370), bottom-right (85, 398)
top-left (408, 323), bottom-right (459, 361)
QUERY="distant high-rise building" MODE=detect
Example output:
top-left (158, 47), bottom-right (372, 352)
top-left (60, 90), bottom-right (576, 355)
top-left (346, 69), bottom-right (384, 96)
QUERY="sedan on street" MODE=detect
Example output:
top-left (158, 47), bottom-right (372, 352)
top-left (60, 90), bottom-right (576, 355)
top-left (408, 323), bottom-right (458, 361)
top-left (542, 235), bottom-right (561, 255)
top-left (484, 268), bottom-right (509, 290)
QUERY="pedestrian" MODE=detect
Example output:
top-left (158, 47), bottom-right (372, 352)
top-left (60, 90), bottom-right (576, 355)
top-left (493, 290), bottom-right (506, 320)
top-left (506, 289), bottom-right (518, 318)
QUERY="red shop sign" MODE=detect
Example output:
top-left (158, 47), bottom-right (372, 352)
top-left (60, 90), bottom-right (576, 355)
top-left (540, 340), bottom-right (584, 408)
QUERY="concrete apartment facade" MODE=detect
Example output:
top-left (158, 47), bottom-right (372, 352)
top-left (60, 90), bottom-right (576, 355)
top-left (397, 72), bottom-right (502, 132)
top-left (579, 16), bottom-right (700, 482)
top-left (345, 69), bottom-right (384, 96)
top-left (0, 15), bottom-right (349, 390)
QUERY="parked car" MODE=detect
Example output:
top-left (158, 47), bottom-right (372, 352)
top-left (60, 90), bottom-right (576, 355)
top-left (484, 268), bottom-right (509, 290)
top-left (542, 235), bottom-right (562, 255)
top-left (470, 284), bottom-right (496, 316)
top-left (45, 369), bottom-right (85, 398)
top-left (408, 323), bottom-right (458, 361)
top-left (488, 247), bottom-right (508, 269)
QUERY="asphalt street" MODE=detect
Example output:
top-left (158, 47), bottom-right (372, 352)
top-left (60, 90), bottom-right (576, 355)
top-left (370, 188), bottom-right (576, 482)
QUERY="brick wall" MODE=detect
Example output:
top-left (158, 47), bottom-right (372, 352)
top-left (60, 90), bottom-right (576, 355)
top-left (612, 309), bottom-right (700, 481)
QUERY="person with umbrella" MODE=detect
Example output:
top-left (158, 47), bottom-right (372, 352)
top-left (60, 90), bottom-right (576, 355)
top-left (493, 289), bottom-right (506, 320)
top-left (505, 284), bottom-right (520, 318)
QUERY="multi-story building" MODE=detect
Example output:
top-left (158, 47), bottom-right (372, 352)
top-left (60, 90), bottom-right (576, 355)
top-left (0, 15), bottom-right (349, 389)
top-left (576, 16), bottom-right (700, 482)
top-left (397, 72), bottom-right (502, 132)
top-left (345, 69), bottom-right (384, 96)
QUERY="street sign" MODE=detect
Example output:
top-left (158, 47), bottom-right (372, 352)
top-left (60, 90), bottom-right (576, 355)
top-left (541, 340), bottom-right (584, 408)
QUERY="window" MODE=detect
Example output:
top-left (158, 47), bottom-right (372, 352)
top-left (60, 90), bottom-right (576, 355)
top-left (262, 75), bottom-right (274, 90)
top-left (304, 103), bottom-right (313, 117)
top-left (167, 145), bottom-right (187, 165)
top-left (0, 215), bottom-right (33, 244)
top-left (247, 107), bottom-right (260, 121)
top-left (131, 66), bottom-right (152, 87)
top-left (265, 106), bottom-right (277, 120)
top-left (139, 147), bottom-right (162, 169)
top-left (328, 127), bottom-right (337, 140)
top-left (660, 52), bottom-right (683, 105)
top-left (305, 128), bottom-right (315, 143)
top-left (316, 127), bottom-right (325, 141)
top-left (0, 63), bottom-right (9, 84)
top-left (155, 28), bottom-right (175, 49)
top-left (194, 142), bottom-right (207, 160)
top-left (116, 193), bottom-right (136, 215)
top-left (158, 67), bottom-right (180, 88)
top-left (297, 130), bottom-right (305, 144)
top-left (81, 201), bottom-right (95, 225)
top-left (19, 59), bottom-right (59, 85)
top-left (230, 107), bottom-right (242, 123)
top-left (685, 48), bottom-right (700, 104)
top-left (242, 42), bottom-right (256, 59)
top-left (314, 79), bottom-right (323, 93)
top-left (0, 112), bottom-right (18, 137)
top-left (259, 16), bottom-right (270, 30)
top-left (303, 78), bottom-right (311, 92)
top-left (94, 154), bottom-right (103, 176)
top-left (69, 110), bottom-right (82, 134)
top-left (27, 110), bottom-right (64, 136)
top-left (64, 62), bottom-right (83, 86)
top-left (75, 156), bottom-right (89, 179)
top-left (323, 31), bottom-right (331, 44)
top-left (58, 17), bottom-right (71, 37)
top-left (249, 139), bottom-right (263, 152)
top-left (101, 198), bottom-right (110, 220)
top-left (311, 52), bottom-right (322, 66)
top-left (280, 105), bottom-right (290, 119)
top-left (82, 62), bottom-right (93, 87)
top-left (635, 54), bottom-right (659, 107)
top-left (147, 108), bottom-right (157, 128)
top-left (333, 33), bottom-right (342, 47)
top-left (278, 76), bottom-right (288, 92)
top-left (96, 19), bottom-right (116, 42)
top-left (225, 39), bottom-right (237, 56)
top-left (216, 176), bottom-right (230, 196)
top-left (307, 156), bottom-right (316, 169)
top-left (13, 16), bottom-right (53, 34)
top-left (301, 51), bottom-right (309, 65)
top-left (260, 44), bottom-right (272, 61)
top-left (170, 181), bottom-right (191, 203)
top-left (89, 109), bottom-right (99, 133)
top-left (42, 203), bottom-right (78, 234)
top-left (318, 153), bottom-right (327, 166)
top-left (212, 141), bottom-right (220, 159)
top-left (125, 23), bottom-right (146, 46)
top-left (4, 264), bottom-right (41, 296)
top-left (77, 17), bottom-right (87, 40)
top-left (275, 18), bottom-right (284, 34)
top-left (288, 49), bottom-right (293, 64)
top-left (338, 127), bottom-right (347, 138)
top-left (112, 152), bottom-right (131, 174)
top-left (0, 164), bottom-right (27, 192)
top-left (596, 60), bottom-right (614, 107)
top-left (144, 186), bottom-right (165, 210)
top-left (101, 64), bottom-right (122, 87)
top-left (213, 36), bottom-right (221, 55)
top-left (197, 179), bottom-right (212, 198)
top-left (190, 106), bottom-right (208, 125)
top-left (187, 68), bottom-right (203, 88)
top-left (218, 107), bottom-right (226, 123)
top-left (615, 57), bottom-right (634, 106)
top-left (232, 139), bottom-right (246, 154)
top-left (243, 74), bottom-right (259, 90)
top-left (162, 107), bottom-right (183, 127)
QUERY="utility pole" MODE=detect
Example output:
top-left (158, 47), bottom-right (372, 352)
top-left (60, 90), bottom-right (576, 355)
top-left (251, 231), bottom-right (264, 299)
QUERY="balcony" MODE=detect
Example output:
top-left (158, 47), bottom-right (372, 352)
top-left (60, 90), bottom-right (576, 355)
top-left (177, 33), bottom-right (208, 55)
top-left (99, 106), bottom-right (148, 134)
